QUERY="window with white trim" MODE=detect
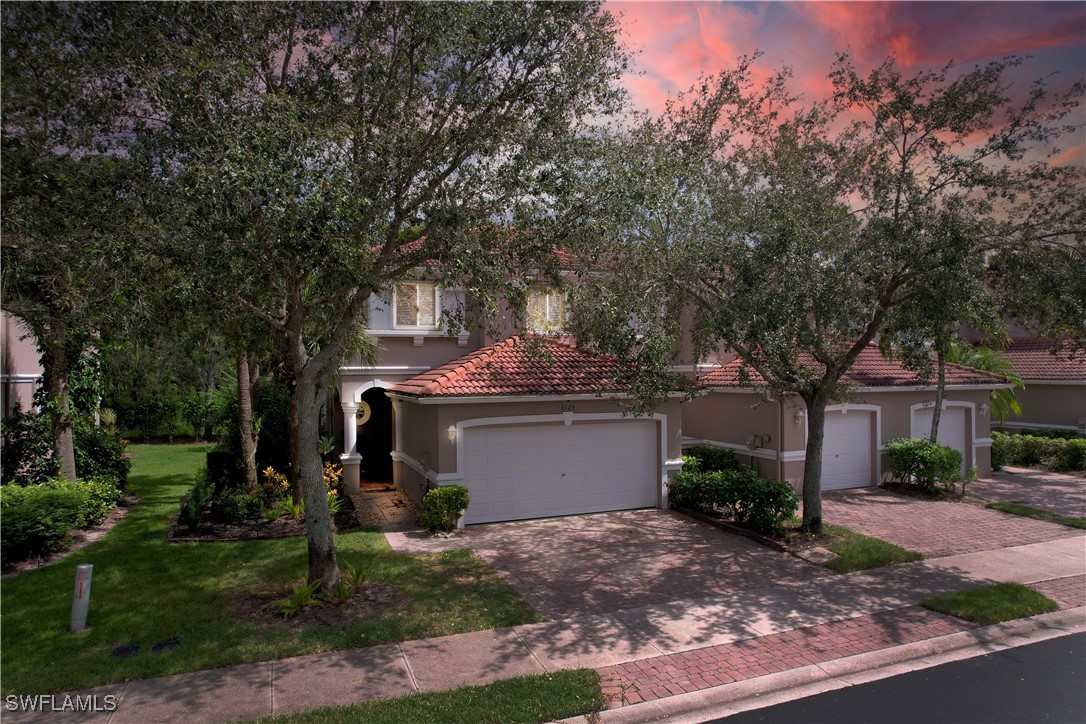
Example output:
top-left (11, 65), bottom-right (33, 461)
top-left (393, 282), bottom-right (440, 329)
top-left (526, 286), bottom-right (567, 333)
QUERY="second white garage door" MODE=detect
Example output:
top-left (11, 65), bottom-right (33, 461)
top-left (461, 420), bottom-right (658, 524)
top-left (821, 410), bottom-right (875, 490)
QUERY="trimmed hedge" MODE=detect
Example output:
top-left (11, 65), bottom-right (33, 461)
top-left (682, 444), bottom-right (741, 473)
top-left (991, 431), bottom-right (1086, 472)
top-left (885, 438), bottom-right (962, 493)
top-left (0, 476), bottom-right (123, 566)
top-left (668, 468), bottom-right (798, 535)
top-left (73, 424), bottom-right (131, 489)
top-left (421, 485), bottom-right (470, 532)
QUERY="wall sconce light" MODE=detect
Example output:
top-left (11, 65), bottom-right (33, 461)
top-left (979, 403), bottom-right (989, 416)
top-left (794, 409), bottom-right (806, 425)
top-left (446, 425), bottom-right (457, 442)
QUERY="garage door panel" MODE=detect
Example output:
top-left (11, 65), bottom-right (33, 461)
top-left (912, 407), bottom-right (968, 475)
top-left (462, 421), bottom-right (658, 524)
top-left (822, 411), bottom-right (874, 490)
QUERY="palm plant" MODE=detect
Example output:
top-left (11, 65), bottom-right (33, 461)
top-left (946, 343), bottom-right (1024, 422)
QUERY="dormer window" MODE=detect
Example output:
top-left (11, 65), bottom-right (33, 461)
top-left (527, 286), bottom-right (567, 333)
top-left (393, 282), bottom-right (440, 329)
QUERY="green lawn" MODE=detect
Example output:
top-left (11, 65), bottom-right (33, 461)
top-left (822, 524), bottom-right (925, 573)
top-left (1, 444), bottom-right (540, 695)
top-left (985, 501), bottom-right (1086, 530)
top-left (251, 670), bottom-right (603, 724)
top-left (921, 583), bottom-right (1059, 625)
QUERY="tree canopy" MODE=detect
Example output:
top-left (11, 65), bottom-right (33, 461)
top-left (565, 53), bottom-right (1084, 532)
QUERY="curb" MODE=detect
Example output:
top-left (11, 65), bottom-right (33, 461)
top-left (564, 607), bottom-right (1086, 723)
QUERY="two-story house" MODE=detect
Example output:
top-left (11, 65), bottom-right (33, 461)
top-left (335, 274), bottom-right (1012, 525)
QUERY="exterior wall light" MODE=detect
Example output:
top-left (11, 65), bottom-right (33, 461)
top-left (979, 403), bottom-right (989, 416)
top-left (794, 409), bottom-right (806, 425)
top-left (447, 425), bottom-right (457, 442)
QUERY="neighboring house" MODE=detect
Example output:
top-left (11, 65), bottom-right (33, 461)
top-left (999, 338), bottom-right (1086, 435)
top-left (1, 312), bottom-right (43, 418)
top-left (683, 347), bottom-right (1011, 493)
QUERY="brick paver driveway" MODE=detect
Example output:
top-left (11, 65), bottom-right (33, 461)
top-left (971, 466), bottom-right (1086, 518)
top-left (459, 510), bottom-right (829, 619)
top-left (823, 488), bottom-right (1084, 558)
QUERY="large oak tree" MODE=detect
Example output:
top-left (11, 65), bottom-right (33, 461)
top-left (127, 2), bottom-right (627, 589)
top-left (566, 54), bottom-right (1084, 533)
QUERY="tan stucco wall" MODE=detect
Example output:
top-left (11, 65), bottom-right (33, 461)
top-left (682, 387), bottom-right (997, 490)
top-left (1, 312), bottom-right (43, 416)
top-left (392, 395), bottom-right (683, 510)
top-left (1001, 383), bottom-right (1086, 433)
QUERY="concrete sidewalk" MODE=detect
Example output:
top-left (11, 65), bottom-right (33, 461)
top-left (9, 533), bottom-right (1083, 723)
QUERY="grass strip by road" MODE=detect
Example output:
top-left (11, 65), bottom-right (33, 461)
top-left (921, 583), bottom-right (1059, 626)
top-left (985, 501), bottom-right (1086, 530)
top-left (251, 670), bottom-right (602, 724)
top-left (822, 524), bottom-right (924, 573)
top-left (1, 444), bottom-right (541, 695)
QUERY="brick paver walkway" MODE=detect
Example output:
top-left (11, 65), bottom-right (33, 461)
top-left (465, 511), bottom-right (829, 618)
top-left (823, 488), bottom-right (1082, 557)
top-left (972, 467), bottom-right (1086, 518)
top-left (1031, 575), bottom-right (1086, 610)
top-left (597, 607), bottom-right (976, 708)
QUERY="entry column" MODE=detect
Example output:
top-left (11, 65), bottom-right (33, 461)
top-left (340, 401), bottom-right (361, 494)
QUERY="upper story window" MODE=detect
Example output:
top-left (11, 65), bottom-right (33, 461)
top-left (393, 282), bottom-right (440, 329)
top-left (526, 286), bottom-right (567, 333)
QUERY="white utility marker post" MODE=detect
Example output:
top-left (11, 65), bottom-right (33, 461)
top-left (71, 564), bottom-right (93, 632)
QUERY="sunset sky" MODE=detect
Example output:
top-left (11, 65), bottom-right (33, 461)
top-left (608, 1), bottom-right (1086, 164)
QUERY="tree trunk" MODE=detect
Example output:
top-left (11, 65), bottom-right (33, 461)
top-left (929, 348), bottom-right (946, 443)
top-left (295, 377), bottom-right (339, 592)
top-left (800, 394), bottom-right (827, 535)
top-left (43, 340), bottom-right (77, 482)
top-left (237, 351), bottom-right (259, 490)
top-left (288, 395), bottom-right (302, 505)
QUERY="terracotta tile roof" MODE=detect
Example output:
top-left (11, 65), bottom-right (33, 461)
top-left (700, 346), bottom-right (1009, 389)
top-left (390, 335), bottom-right (629, 397)
top-left (1004, 338), bottom-right (1086, 381)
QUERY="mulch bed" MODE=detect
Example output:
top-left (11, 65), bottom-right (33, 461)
top-left (1, 494), bottom-right (140, 577)
top-left (168, 494), bottom-right (363, 542)
top-left (237, 581), bottom-right (404, 628)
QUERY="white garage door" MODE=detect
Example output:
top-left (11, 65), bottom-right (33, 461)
top-left (912, 407), bottom-right (968, 475)
top-left (461, 420), bottom-right (658, 524)
top-left (822, 410), bottom-right (874, 490)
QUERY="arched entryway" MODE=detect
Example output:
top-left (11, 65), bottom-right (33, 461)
top-left (357, 386), bottom-right (393, 481)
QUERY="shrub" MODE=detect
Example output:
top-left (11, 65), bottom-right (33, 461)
top-left (178, 470), bottom-right (214, 528)
top-left (210, 492), bottom-right (264, 522)
top-left (991, 432), bottom-right (1086, 473)
top-left (1, 483), bottom-right (85, 565)
top-left (683, 444), bottom-right (741, 473)
top-left (668, 468), bottom-right (798, 535)
top-left (41, 476), bottom-right (123, 527)
top-left (990, 431), bottom-right (1010, 470)
top-left (885, 438), bottom-right (962, 493)
top-left (421, 485), bottom-right (471, 532)
top-left (73, 423), bottom-right (131, 489)
top-left (0, 410), bottom-right (57, 485)
top-left (1046, 438), bottom-right (1086, 472)
top-left (205, 447), bottom-right (241, 496)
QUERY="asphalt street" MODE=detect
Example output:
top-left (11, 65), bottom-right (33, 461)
top-left (716, 632), bottom-right (1086, 724)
